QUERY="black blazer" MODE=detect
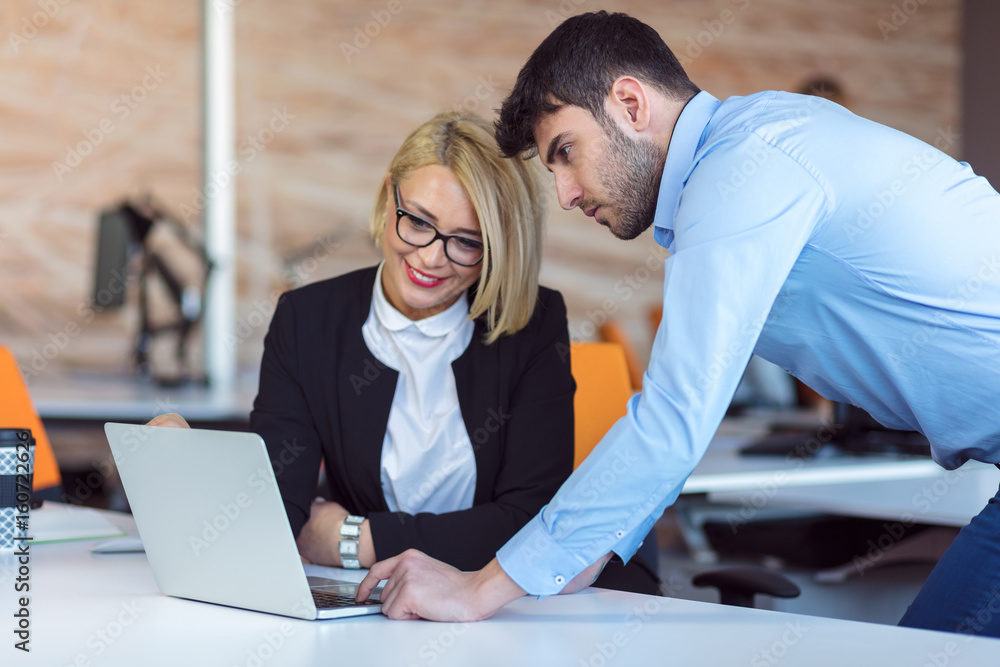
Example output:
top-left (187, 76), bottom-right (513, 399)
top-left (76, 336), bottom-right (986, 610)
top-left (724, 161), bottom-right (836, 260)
top-left (250, 266), bottom-right (575, 571)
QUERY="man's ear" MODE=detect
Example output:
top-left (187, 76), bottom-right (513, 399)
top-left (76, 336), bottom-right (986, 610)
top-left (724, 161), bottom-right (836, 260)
top-left (607, 77), bottom-right (651, 133)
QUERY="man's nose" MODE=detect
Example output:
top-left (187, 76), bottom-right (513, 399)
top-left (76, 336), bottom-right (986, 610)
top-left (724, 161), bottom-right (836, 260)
top-left (555, 171), bottom-right (583, 211)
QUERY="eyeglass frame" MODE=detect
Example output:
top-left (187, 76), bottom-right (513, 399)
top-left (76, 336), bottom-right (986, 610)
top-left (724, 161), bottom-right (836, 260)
top-left (392, 185), bottom-right (485, 267)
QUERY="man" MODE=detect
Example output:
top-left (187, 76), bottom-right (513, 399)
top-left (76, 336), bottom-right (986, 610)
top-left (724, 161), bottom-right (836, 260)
top-left (359, 11), bottom-right (1000, 636)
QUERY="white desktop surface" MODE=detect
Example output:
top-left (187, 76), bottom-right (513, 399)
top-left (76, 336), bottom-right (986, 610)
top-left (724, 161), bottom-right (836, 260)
top-left (5, 511), bottom-right (999, 666)
top-left (710, 464), bottom-right (998, 527)
top-left (30, 371), bottom-right (258, 422)
top-left (685, 414), bottom-right (943, 493)
top-left (684, 414), bottom-right (995, 526)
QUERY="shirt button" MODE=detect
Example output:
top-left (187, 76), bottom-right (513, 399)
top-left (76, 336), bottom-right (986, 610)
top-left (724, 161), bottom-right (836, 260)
top-left (554, 575), bottom-right (565, 586)
top-left (615, 530), bottom-right (625, 539)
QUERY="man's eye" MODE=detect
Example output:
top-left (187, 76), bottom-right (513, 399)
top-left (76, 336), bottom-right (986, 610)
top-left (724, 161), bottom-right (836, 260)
top-left (559, 145), bottom-right (571, 159)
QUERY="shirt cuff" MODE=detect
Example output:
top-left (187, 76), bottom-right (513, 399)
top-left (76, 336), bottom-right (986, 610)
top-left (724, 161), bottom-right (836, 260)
top-left (496, 514), bottom-right (589, 596)
top-left (497, 474), bottom-right (689, 596)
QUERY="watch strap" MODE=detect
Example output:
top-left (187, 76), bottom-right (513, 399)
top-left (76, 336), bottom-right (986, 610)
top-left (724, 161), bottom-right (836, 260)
top-left (339, 515), bottom-right (365, 569)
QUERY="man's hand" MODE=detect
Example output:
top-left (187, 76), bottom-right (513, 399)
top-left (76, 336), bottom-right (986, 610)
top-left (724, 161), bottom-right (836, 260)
top-left (146, 413), bottom-right (191, 429)
top-left (357, 552), bottom-right (525, 621)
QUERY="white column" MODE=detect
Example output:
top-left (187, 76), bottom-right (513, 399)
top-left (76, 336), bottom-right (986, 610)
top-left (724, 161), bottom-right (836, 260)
top-left (201, 0), bottom-right (236, 394)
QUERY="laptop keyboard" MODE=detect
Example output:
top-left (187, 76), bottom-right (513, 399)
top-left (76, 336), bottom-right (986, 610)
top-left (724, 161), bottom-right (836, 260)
top-left (311, 588), bottom-right (381, 609)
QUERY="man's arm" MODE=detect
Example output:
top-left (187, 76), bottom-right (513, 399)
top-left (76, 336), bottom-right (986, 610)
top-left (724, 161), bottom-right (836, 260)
top-left (496, 133), bottom-right (829, 596)
top-left (356, 551), bottom-right (612, 621)
top-left (360, 133), bottom-right (828, 618)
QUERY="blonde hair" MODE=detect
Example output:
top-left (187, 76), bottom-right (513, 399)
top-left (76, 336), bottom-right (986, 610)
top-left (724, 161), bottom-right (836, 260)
top-left (370, 112), bottom-right (545, 344)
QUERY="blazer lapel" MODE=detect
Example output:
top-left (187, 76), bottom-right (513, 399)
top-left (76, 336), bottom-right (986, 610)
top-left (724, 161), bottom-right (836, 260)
top-left (335, 269), bottom-right (398, 513)
top-left (453, 321), bottom-right (502, 506)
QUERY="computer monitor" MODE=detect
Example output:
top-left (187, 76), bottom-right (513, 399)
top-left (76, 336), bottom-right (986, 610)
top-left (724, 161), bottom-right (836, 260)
top-left (831, 402), bottom-right (930, 457)
top-left (741, 402), bottom-right (930, 459)
top-left (91, 206), bottom-right (133, 309)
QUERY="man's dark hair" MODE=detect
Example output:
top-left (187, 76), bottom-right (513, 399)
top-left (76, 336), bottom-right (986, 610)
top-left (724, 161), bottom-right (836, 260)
top-left (496, 11), bottom-right (700, 158)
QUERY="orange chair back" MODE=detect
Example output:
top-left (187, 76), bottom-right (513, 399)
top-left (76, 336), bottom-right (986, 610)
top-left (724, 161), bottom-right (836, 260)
top-left (570, 342), bottom-right (634, 469)
top-left (596, 320), bottom-right (645, 391)
top-left (0, 346), bottom-right (62, 491)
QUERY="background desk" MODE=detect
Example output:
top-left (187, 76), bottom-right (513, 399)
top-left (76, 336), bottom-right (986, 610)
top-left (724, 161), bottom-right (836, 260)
top-left (669, 414), bottom-right (997, 626)
top-left (31, 371), bottom-right (257, 426)
top-left (4, 510), bottom-right (999, 666)
top-left (685, 413), bottom-right (996, 525)
top-left (30, 372), bottom-right (257, 491)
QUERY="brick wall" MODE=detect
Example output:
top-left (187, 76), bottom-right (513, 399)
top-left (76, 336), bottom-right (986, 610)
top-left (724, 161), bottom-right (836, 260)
top-left (0, 0), bottom-right (960, 380)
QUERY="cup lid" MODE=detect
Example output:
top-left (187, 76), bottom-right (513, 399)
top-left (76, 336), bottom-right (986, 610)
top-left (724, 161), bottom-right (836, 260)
top-left (0, 429), bottom-right (34, 445)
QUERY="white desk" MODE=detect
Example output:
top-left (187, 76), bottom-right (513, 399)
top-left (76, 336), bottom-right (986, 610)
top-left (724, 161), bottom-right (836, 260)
top-left (3, 511), bottom-right (999, 666)
top-left (685, 414), bottom-right (996, 526)
top-left (687, 414), bottom-right (942, 493)
top-left (30, 371), bottom-right (257, 423)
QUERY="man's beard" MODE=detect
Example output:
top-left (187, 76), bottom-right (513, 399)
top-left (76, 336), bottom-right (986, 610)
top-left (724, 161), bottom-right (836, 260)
top-left (591, 120), bottom-right (666, 240)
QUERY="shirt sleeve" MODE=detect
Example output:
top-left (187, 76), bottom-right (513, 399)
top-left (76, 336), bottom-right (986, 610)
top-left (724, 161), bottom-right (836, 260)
top-left (497, 133), bottom-right (830, 595)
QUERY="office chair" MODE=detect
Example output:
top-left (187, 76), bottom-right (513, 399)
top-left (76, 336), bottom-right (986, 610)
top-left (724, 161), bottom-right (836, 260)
top-left (594, 321), bottom-right (645, 391)
top-left (0, 346), bottom-right (63, 498)
top-left (570, 342), bottom-right (662, 584)
top-left (647, 305), bottom-right (663, 341)
top-left (693, 566), bottom-right (801, 608)
top-left (569, 341), bottom-right (634, 469)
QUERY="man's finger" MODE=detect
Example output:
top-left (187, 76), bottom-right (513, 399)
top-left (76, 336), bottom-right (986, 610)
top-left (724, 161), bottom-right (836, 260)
top-left (379, 581), bottom-right (417, 620)
top-left (384, 602), bottom-right (420, 620)
top-left (356, 572), bottom-right (383, 602)
top-left (374, 555), bottom-right (412, 608)
top-left (357, 555), bottom-right (400, 601)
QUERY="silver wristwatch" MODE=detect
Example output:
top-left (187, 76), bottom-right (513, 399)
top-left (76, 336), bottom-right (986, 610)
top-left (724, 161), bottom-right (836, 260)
top-left (339, 515), bottom-right (365, 569)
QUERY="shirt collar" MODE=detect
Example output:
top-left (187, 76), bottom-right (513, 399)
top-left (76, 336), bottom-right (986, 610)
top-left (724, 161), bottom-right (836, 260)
top-left (653, 91), bottom-right (721, 251)
top-left (372, 262), bottom-right (470, 337)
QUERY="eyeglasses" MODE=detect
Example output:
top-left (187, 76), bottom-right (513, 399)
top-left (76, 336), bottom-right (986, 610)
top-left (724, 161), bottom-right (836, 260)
top-left (393, 186), bottom-right (484, 267)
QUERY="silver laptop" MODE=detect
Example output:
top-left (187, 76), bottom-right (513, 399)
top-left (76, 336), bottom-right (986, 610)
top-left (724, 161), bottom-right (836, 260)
top-left (104, 422), bottom-right (382, 620)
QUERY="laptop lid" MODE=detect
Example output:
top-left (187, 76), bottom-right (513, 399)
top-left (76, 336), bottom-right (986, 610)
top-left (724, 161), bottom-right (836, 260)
top-left (104, 422), bottom-right (381, 620)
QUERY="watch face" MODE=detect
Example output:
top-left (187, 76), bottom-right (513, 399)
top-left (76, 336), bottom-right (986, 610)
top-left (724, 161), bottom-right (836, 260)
top-left (339, 539), bottom-right (359, 557)
top-left (341, 524), bottom-right (361, 538)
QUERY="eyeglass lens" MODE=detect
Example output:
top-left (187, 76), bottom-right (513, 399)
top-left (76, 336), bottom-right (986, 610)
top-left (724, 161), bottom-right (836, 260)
top-left (397, 214), bottom-right (483, 266)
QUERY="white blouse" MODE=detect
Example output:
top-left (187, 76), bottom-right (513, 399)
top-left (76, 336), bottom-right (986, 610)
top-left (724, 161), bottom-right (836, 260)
top-left (361, 263), bottom-right (477, 515)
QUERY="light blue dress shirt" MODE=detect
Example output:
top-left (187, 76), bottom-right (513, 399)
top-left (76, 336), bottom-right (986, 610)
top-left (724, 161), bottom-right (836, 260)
top-left (497, 90), bottom-right (1000, 595)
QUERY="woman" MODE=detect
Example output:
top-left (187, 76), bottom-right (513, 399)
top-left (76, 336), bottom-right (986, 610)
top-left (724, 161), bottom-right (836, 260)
top-left (153, 113), bottom-right (659, 593)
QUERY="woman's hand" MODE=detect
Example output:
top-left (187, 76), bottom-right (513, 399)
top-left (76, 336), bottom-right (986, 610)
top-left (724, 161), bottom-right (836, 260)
top-left (145, 413), bottom-right (191, 429)
top-left (296, 499), bottom-right (375, 568)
